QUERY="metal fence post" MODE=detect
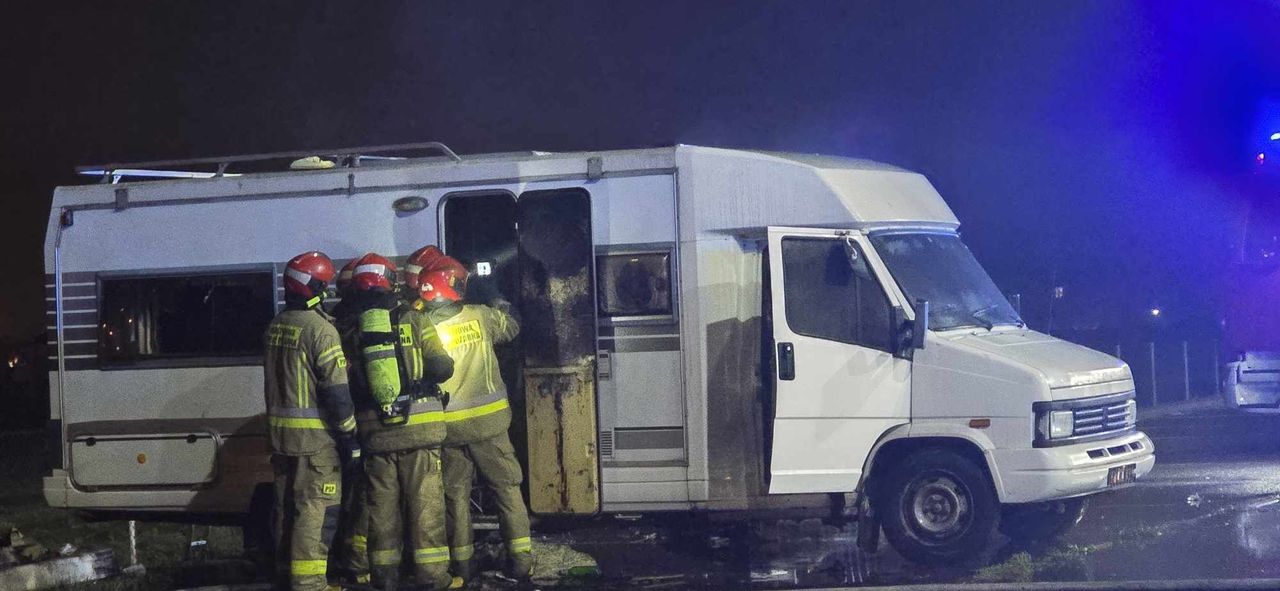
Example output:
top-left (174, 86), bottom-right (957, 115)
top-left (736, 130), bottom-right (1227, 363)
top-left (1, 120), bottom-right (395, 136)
top-left (1213, 339), bottom-right (1221, 395)
top-left (1182, 341), bottom-right (1190, 401)
top-left (1115, 344), bottom-right (1122, 359)
top-left (1149, 342), bottom-right (1158, 406)
top-left (129, 519), bottom-right (138, 567)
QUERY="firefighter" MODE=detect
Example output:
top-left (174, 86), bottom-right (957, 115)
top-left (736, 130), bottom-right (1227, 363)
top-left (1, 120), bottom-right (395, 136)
top-left (344, 253), bottom-right (459, 591)
top-left (403, 245), bottom-right (467, 308)
top-left (329, 257), bottom-right (361, 330)
top-left (419, 264), bottom-right (532, 582)
top-left (329, 257), bottom-right (370, 585)
top-left (404, 244), bottom-right (445, 300)
top-left (264, 251), bottom-right (358, 591)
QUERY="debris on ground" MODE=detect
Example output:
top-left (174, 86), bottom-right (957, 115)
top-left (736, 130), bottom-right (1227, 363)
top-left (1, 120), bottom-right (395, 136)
top-left (1187, 493), bottom-right (1204, 507)
top-left (9, 528), bottom-right (49, 563)
top-left (0, 548), bottom-right (117, 591)
top-left (0, 528), bottom-right (118, 590)
top-left (0, 547), bottom-right (17, 569)
top-left (530, 540), bottom-right (599, 584)
top-left (749, 568), bottom-right (795, 585)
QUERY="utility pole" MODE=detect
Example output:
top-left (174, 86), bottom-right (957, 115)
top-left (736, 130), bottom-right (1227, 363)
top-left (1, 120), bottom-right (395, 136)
top-left (1149, 342), bottom-right (1158, 406)
top-left (1183, 341), bottom-right (1190, 401)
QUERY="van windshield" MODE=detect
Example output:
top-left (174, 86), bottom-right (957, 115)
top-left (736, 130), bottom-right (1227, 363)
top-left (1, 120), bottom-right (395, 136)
top-left (869, 232), bottom-right (1022, 331)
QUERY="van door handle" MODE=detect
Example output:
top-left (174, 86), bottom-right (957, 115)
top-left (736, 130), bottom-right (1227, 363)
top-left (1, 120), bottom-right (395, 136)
top-left (777, 342), bottom-right (795, 381)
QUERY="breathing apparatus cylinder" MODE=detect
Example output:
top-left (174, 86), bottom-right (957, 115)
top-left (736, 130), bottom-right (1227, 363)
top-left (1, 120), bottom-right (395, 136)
top-left (357, 294), bottom-right (407, 425)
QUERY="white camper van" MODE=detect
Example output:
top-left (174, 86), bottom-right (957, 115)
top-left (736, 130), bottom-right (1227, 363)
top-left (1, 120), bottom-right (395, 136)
top-left (44, 143), bottom-right (1153, 563)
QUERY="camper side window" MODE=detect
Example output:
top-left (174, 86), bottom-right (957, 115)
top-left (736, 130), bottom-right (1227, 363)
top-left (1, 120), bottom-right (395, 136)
top-left (781, 237), bottom-right (893, 352)
top-left (98, 271), bottom-right (275, 366)
top-left (596, 252), bottom-right (673, 318)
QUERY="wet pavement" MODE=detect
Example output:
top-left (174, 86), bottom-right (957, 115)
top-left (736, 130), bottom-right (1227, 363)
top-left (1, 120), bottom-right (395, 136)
top-left (514, 398), bottom-right (1280, 589)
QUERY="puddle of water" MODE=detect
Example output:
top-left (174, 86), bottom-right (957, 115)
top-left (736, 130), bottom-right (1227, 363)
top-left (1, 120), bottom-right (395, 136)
top-left (1234, 503), bottom-right (1280, 559)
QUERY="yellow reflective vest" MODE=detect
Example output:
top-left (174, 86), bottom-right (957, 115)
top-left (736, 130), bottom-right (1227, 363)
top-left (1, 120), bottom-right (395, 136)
top-left (263, 308), bottom-right (355, 456)
top-left (429, 303), bottom-right (520, 445)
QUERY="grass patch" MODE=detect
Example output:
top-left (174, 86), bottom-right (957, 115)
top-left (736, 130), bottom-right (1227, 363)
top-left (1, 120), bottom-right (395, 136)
top-left (972, 544), bottom-right (1101, 583)
top-left (0, 431), bottom-right (246, 590)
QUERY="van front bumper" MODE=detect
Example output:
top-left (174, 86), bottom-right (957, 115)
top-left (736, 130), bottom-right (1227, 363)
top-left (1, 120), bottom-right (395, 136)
top-left (991, 431), bottom-right (1154, 504)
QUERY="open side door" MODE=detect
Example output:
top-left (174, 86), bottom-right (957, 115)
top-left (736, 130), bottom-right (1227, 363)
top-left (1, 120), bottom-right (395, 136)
top-left (517, 189), bottom-right (601, 515)
top-left (441, 189), bottom-right (600, 515)
top-left (765, 227), bottom-right (911, 494)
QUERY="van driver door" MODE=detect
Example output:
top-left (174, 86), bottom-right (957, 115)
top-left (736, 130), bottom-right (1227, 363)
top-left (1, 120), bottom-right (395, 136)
top-left (765, 227), bottom-right (911, 494)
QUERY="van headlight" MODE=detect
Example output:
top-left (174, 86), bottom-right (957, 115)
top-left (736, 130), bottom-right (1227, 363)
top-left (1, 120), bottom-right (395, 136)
top-left (1037, 409), bottom-right (1074, 439)
top-left (1124, 399), bottom-right (1137, 427)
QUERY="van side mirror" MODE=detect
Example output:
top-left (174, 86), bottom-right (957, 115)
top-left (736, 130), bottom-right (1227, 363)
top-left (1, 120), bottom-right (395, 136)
top-left (912, 299), bottom-right (929, 350)
top-left (891, 306), bottom-right (909, 358)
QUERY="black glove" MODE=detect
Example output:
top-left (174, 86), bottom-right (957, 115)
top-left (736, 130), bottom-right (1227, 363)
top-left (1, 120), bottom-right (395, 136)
top-left (466, 275), bottom-right (502, 306)
top-left (337, 433), bottom-right (362, 468)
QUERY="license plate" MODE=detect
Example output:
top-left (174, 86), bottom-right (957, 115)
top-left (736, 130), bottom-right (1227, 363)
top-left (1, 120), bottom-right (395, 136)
top-left (1107, 464), bottom-right (1137, 487)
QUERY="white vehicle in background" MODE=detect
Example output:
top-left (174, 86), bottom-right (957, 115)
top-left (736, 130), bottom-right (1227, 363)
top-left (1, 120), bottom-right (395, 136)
top-left (1223, 176), bottom-right (1280, 414)
top-left (43, 142), bottom-right (1153, 563)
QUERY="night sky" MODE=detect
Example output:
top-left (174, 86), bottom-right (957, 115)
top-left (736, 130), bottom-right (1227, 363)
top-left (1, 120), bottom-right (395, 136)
top-left (3, 1), bottom-right (1277, 341)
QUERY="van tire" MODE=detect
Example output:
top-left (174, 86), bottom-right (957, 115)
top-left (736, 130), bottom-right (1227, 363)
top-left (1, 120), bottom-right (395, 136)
top-left (1000, 498), bottom-right (1087, 544)
top-left (878, 448), bottom-right (999, 565)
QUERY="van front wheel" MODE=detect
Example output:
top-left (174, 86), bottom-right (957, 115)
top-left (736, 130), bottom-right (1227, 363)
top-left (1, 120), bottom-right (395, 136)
top-left (878, 449), bottom-right (999, 565)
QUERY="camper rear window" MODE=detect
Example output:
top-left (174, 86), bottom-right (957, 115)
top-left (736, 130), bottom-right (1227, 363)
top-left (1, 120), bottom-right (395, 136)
top-left (98, 271), bottom-right (275, 366)
top-left (596, 252), bottom-right (673, 318)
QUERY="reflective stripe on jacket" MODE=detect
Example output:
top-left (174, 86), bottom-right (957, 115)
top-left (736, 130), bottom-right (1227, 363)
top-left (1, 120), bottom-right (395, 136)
top-left (430, 303), bottom-right (520, 445)
top-left (347, 305), bottom-right (454, 453)
top-left (263, 308), bottom-right (354, 456)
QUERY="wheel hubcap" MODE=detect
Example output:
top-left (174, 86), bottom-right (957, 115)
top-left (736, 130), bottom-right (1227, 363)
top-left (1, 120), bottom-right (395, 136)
top-left (906, 474), bottom-right (972, 541)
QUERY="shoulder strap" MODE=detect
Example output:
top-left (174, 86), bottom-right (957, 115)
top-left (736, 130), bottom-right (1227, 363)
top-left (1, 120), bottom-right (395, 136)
top-left (389, 307), bottom-right (424, 399)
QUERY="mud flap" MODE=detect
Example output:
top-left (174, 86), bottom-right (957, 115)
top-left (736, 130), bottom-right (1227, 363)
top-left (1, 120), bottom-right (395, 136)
top-left (857, 506), bottom-right (881, 553)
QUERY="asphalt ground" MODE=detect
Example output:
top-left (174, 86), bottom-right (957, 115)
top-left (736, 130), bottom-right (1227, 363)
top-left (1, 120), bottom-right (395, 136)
top-left (13, 395), bottom-right (1280, 590)
top-left (525, 396), bottom-right (1280, 589)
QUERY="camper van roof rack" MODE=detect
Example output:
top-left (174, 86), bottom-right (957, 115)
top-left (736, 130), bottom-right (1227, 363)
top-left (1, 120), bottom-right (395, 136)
top-left (76, 141), bottom-right (462, 184)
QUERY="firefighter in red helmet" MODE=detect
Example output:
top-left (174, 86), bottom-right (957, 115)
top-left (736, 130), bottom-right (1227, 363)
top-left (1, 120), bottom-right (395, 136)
top-left (405, 245), bottom-right (468, 305)
top-left (263, 251), bottom-right (357, 591)
top-left (329, 256), bottom-right (370, 585)
top-left (419, 262), bottom-right (532, 583)
top-left (404, 245), bottom-right (444, 296)
top-left (343, 253), bottom-right (459, 591)
top-left (329, 257), bottom-right (363, 335)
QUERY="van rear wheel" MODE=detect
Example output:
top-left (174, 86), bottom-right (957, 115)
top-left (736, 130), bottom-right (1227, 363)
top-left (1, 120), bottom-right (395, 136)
top-left (878, 449), bottom-right (999, 565)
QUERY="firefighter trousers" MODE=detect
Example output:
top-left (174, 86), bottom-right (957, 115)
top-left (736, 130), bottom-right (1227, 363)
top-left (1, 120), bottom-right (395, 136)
top-left (365, 447), bottom-right (452, 591)
top-left (272, 451), bottom-right (343, 591)
top-left (442, 433), bottom-right (532, 578)
top-left (331, 459), bottom-right (370, 581)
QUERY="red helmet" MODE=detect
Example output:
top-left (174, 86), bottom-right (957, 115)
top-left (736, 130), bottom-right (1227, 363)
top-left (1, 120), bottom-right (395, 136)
top-left (404, 245), bottom-right (445, 292)
top-left (419, 269), bottom-right (463, 303)
top-left (432, 255), bottom-right (469, 280)
top-left (335, 258), bottom-right (360, 295)
top-left (351, 253), bottom-right (397, 292)
top-left (284, 251), bottom-right (336, 300)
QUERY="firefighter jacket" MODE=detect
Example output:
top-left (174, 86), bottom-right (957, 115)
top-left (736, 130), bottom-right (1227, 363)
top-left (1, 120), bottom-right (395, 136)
top-left (263, 307), bottom-right (355, 456)
top-left (427, 302), bottom-right (520, 445)
top-left (346, 303), bottom-right (455, 453)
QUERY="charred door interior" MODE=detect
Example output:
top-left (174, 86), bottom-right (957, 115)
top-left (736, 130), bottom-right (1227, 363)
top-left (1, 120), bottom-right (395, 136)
top-left (442, 189), bottom-right (601, 515)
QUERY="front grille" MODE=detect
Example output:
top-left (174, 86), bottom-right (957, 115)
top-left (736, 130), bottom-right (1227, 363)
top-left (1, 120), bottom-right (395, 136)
top-left (1072, 399), bottom-right (1132, 437)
